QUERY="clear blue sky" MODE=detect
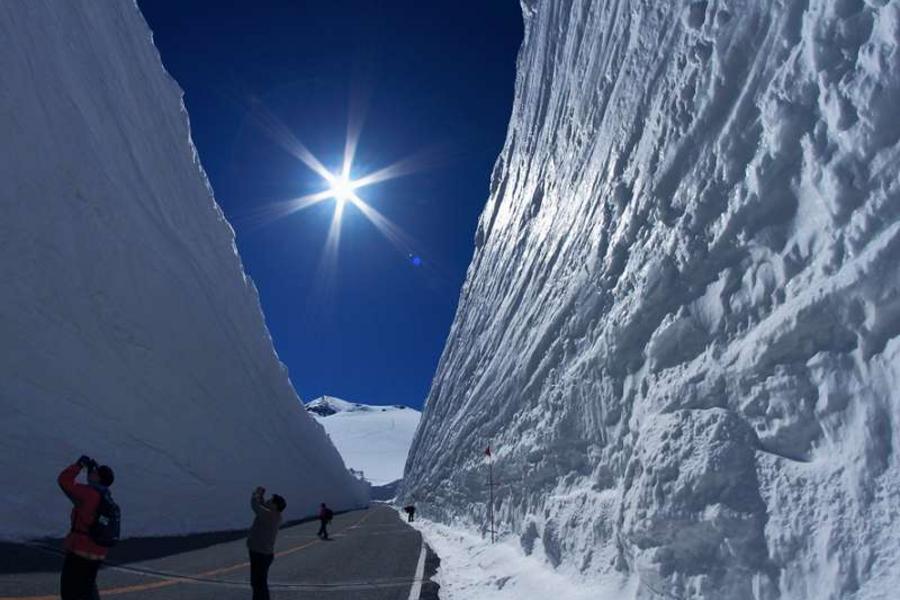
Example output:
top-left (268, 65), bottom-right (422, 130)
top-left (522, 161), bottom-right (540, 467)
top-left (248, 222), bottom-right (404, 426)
top-left (138, 1), bottom-right (523, 409)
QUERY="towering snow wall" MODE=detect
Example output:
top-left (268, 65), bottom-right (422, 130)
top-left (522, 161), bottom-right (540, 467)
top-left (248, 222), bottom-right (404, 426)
top-left (404, 0), bottom-right (900, 598)
top-left (0, 1), bottom-right (366, 540)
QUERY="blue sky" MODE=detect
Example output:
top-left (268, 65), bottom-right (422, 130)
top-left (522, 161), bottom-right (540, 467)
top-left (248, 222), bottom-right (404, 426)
top-left (139, 1), bottom-right (523, 409)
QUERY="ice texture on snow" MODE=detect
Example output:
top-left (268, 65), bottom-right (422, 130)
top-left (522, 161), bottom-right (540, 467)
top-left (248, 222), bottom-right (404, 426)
top-left (0, 1), bottom-right (366, 540)
top-left (307, 396), bottom-right (421, 486)
top-left (403, 0), bottom-right (900, 598)
top-left (408, 512), bottom-right (610, 600)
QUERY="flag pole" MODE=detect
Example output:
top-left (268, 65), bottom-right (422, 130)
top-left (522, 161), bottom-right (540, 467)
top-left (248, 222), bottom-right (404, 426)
top-left (489, 457), bottom-right (495, 543)
top-left (486, 444), bottom-right (495, 544)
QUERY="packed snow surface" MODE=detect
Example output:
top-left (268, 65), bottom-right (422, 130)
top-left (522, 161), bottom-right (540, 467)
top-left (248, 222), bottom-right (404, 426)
top-left (408, 513), bottom-right (616, 600)
top-left (0, 1), bottom-right (366, 540)
top-left (403, 0), bottom-right (900, 598)
top-left (307, 396), bottom-right (421, 486)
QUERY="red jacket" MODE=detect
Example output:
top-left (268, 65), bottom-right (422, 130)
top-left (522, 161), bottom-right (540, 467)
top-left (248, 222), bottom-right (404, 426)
top-left (58, 464), bottom-right (108, 560)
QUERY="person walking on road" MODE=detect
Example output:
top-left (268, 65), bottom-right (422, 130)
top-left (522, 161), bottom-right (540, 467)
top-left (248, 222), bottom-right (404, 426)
top-left (58, 455), bottom-right (119, 600)
top-left (317, 502), bottom-right (334, 540)
top-left (247, 486), bottom-right (286, 600)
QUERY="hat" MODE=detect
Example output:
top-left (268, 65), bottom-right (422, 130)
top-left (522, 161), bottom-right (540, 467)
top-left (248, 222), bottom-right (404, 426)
top-left (96, 465), bottom-right (115, 486)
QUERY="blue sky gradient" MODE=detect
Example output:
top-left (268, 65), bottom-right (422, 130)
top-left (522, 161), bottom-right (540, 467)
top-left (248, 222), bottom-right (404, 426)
top-left (139, 0), bottom-right (523, 408)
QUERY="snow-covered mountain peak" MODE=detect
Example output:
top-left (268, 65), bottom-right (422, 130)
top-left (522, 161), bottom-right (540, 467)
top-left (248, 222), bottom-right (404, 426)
top-left (306, 396), bottom-right (420, 487)
top-left (306, 396), bottom-right (367, 416)
top-left (306, 395), bottom-right (413, 417)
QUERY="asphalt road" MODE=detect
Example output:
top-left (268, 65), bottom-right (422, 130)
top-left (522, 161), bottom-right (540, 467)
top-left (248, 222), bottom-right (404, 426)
top-left (0, 505), bottom-right (439, 600)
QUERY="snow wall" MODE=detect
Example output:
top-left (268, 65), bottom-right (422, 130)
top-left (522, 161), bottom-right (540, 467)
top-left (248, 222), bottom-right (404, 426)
top-left (403, 0), bottom-right (900, 598)
top-left (0, 1), bottom-right (367, 540)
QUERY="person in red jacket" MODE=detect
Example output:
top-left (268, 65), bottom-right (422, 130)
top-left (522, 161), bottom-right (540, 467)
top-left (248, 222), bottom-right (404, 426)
top-left (57, 455), bottom-right (115, 600)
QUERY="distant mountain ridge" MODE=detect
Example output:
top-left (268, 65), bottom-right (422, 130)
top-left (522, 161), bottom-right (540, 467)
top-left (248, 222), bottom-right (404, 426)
top-left (307, 396), bottom-right (411, 417)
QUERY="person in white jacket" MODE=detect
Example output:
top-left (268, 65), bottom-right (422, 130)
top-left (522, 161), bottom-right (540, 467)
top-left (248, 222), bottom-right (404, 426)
top-left (247, 487), bottom-right (286, 600)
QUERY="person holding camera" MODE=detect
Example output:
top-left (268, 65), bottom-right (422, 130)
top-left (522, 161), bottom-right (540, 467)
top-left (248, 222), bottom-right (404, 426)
top-left (403, 504), bottom-right (416, 523)
top-left (247, 486), bottom-right (286, 600)
top-left (57, 455), bottom-right (118, 600)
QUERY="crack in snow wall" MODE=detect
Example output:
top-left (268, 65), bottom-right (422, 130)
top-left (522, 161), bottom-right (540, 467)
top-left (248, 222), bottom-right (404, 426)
top-left (0, 1), bottom-right (367, 539)
top-left (402, 0), bottom-right (900, 598)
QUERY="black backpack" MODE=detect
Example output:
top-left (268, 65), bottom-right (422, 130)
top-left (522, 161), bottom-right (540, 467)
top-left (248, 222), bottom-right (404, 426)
top-left (324, 508), bottom-right (334, 522)
top-left (89, 487), bottom-right (121, 547)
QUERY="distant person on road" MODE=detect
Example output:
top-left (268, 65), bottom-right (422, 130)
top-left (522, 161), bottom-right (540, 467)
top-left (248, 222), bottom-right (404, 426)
top-left (317, 502), bottom-right (334, 540)
top-left (403, 505), bottom-right (416, 522)
top-left (58, 455), bottom-right (119, 600)
top-left (247, 486), bottom-right (286, 600)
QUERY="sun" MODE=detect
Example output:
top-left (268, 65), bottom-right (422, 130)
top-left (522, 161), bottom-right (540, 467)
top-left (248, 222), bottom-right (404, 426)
top-left (247, 100), bottom-right (429, 266)
top-left (328, 174), bottom-right (356, 205)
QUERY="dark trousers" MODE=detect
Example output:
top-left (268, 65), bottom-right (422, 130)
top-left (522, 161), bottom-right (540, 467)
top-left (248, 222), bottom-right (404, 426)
top-left (60, 553), bottom-right (101, 600)
top-left (249, 551), bottom-right (274, 600)
top-left (317, 519), bottom-right (329, 539)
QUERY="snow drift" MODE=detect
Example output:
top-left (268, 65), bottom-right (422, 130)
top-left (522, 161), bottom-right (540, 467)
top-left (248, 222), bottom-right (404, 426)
top-left (306, 396), bottom-right (421, 487)
top-left (403, 0), bottom-right (900, 598)
top-left (0, 1), bottom-right (366, 540)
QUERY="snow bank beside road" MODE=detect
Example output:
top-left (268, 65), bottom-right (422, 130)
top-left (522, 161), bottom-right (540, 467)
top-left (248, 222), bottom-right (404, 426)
top-left (408, 516), bottom-right (628, 600)
top-left (404, 0), bottom-right (900, 597)
top-left (0, 1), bottom-right (366, 540)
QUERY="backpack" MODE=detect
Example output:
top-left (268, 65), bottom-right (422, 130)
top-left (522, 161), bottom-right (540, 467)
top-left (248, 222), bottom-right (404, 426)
top-left (89, 487), bottom-right (121, 547)
top-left (324, 508), bottom-right (334, 522)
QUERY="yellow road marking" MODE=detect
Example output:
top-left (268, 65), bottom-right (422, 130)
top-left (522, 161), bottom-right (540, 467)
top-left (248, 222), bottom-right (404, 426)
top-left (0, 509), bottom-right (374, 600)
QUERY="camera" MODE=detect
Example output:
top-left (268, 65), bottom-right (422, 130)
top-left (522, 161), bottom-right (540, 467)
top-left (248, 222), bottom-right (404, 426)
top-left (78, 455), bottom-right (98, 472)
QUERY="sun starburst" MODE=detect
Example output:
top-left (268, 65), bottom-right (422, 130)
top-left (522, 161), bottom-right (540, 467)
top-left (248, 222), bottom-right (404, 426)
top-left (243, 98), bottom-right (434, 276)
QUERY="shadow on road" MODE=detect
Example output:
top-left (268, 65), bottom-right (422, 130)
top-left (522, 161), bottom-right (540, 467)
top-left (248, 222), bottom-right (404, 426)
top-left (421, 544), bottom-right (441, 600)
top-left (0, 542), bottom-right (63, 574)
top-left (0, 513), bottom-right (332, 575)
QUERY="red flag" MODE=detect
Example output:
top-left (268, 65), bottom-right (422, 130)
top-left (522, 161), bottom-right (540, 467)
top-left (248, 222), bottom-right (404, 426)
top-left (485, 446), bottom-right (492, 457)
